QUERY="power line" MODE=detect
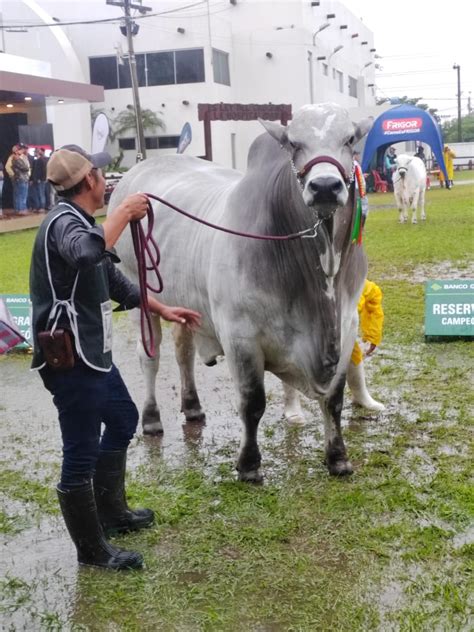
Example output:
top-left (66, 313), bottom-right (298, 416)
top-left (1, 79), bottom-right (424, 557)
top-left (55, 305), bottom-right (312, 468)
top-left (0, 1), bottom-right (208, 30)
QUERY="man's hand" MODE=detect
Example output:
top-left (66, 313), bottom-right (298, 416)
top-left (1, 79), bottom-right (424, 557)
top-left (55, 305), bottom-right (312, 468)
top-left (147, 295), bottom-right (201, 329)
top-left (159, 305), bottom-right (202, 329)
top-left (364, 342), bottom-right (377, 357)
top-left (116, 193), bottom-right (149, 222)
top-left (102, 193), bottom-right (149, 248)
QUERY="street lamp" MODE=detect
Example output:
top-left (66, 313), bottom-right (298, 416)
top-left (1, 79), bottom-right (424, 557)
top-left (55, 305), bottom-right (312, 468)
top-left (453, 63), bottom-right (462, 141)
top-left (312, 22), bottom-right (330, 45)
top-left (328, 44), bottom-right (344, 63)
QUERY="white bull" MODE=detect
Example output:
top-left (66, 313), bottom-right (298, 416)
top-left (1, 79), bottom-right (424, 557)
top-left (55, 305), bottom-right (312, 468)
top-left (110, 103), bottom-right (373, 481)
top-left (393, 154), bottom-right (427, 224)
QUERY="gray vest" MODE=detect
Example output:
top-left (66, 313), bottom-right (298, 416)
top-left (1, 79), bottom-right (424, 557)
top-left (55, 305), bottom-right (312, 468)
top-left (30, 204), bottom-right (113, 372)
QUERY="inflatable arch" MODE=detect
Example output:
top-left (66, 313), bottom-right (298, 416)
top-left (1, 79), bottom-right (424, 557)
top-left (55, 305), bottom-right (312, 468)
top-left (362, 104), bottom-right (448, 180)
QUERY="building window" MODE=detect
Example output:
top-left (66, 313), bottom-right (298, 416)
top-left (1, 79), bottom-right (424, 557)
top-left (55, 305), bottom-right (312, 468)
top-left (145, 137), bottom-right (159, 149)
top-left (322, 63), bottom-right (328, 76)
top-left (118, 138), bottom-right (136, 150)
top-left (157, 135), bottom-right (180, 149)
top-left (89, 56), bottom-right (118, 90)
top-left (212, 48), bottom-right (230, 86)
top-left (89, 48), bottom-right (205, 90)
top-left (348, 75), bottom-right (358, 98)
top-left (146, 52), bottom-right (175, 85)
top-left (118, 54), bottom-right (146, 88)
top-left (337, 70), bottom-right (343, 93)
top-left (176, 49), bottom-right (205, 83)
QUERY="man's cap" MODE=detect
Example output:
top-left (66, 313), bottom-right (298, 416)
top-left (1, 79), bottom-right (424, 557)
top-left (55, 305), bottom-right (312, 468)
top-left (47, 144), bottom-right (111, 191)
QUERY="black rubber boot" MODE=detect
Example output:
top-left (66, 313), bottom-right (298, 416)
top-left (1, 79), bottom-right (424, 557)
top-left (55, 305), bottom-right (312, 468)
top-left (57, 483), bottom-right (143, 570)
top-left (93, 450), bottom-right (154, 536)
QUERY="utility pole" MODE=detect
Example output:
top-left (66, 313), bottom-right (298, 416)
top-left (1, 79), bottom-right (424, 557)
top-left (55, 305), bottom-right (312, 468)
top-left (453, 63), bottom-right (462, 142)
top-left (106, 0), bottom-right (151, 161)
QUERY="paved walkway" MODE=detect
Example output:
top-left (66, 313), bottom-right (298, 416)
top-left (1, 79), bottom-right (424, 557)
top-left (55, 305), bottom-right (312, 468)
top-left (0, 207), bottom-right (107, 234)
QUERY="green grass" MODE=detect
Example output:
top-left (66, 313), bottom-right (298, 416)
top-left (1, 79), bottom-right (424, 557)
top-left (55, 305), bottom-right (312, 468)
top-left (0, 184), bottom-right (473, 630)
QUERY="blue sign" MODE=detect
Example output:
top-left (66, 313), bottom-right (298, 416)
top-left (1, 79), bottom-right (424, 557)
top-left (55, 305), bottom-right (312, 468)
top-left (177, 122), bottom-right (192, 154)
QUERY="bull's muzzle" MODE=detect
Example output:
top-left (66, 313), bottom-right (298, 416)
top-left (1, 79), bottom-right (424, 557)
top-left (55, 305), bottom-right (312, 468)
top-left (399, 169), bottom-right (407, 178)
top-left (304, 175), bottom-right (347, 211)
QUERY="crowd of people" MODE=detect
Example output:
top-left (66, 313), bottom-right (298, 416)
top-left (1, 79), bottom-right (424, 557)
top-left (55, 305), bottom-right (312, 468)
top-left (0, 144), bottom-right (51, 217)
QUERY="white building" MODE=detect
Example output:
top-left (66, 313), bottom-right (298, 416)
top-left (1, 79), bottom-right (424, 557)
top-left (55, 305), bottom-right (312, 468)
top-left (1, 0), bottom-right (377, 170)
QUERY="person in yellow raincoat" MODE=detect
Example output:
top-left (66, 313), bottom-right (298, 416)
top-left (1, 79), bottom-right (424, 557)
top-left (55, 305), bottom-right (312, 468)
top-left (438, 145), bottom-right (456, 189)
top-left (347, 279), bottom-right (385, 411)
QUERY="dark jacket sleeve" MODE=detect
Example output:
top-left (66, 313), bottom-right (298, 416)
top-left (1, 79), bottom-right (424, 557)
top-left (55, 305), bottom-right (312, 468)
top-left (106, 257), bottom-right (141, 311)
top-left (52, 214), bottom-right (106, 269)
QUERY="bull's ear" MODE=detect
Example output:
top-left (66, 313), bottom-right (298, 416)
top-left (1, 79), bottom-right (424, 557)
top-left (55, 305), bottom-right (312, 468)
top-left (353, 117), bottom-right (373, 142)
top-left (259, 119), bottom-right (288, 145)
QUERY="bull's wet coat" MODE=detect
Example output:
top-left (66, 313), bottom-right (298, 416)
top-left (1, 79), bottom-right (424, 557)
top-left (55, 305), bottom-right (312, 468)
top-left (109, 103), bottom-right (373, 480)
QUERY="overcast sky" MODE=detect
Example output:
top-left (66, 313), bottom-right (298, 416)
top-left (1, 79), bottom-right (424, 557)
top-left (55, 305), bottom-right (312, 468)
top-left (342, 0), bottom-right (474, 120)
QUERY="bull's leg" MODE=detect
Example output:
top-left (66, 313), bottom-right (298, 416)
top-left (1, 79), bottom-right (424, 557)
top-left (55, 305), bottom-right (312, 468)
top-left (137, 315), bottom-right (163, 435)
top-left (227, 349), bottom-right (266, 483)
top-left (394, 191), bottom-right (405, 223)
top-left (320, 375), bottom-right (353, 476)
top-left (172, 324), bottom-right (205, 422)
top-left (282, 382), bottom-right (305, 425)
top-left (420, 187), bottom-right (426, 221)
top-left (411, 188), bottom-right (420, 224)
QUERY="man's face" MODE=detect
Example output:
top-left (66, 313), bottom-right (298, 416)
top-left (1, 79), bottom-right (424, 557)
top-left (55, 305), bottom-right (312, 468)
top-left (90, 168), bottom-right (106, 210)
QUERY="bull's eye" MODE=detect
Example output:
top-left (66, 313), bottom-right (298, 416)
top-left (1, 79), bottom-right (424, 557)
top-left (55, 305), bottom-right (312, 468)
top-left (289, 140), bottom-right (301, 153)
top-left (346, 135), bottom-right (355, 146)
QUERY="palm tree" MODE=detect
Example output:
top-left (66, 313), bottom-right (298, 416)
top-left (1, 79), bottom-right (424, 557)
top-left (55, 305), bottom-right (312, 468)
top-left (112, 104), bottom-right (165, 141)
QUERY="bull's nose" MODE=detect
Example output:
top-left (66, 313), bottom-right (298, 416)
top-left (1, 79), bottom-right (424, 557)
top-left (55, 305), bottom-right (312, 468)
top-left (309, 176), bottom-right (344, 202)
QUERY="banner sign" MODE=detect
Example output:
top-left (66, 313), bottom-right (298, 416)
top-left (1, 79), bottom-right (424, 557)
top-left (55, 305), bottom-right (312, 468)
top-left (177, 122), bottom-right (192, 154)
top-left (382, 117), bottom-right (423, 136)
top-left (425, 280), bottom-right (474, 338)
top-left (0, 294), bottom-right (32, 349)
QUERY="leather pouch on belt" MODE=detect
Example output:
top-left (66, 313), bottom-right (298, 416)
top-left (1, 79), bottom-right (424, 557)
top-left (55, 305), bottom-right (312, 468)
top-left (38, 329), bottom-right (75, 370)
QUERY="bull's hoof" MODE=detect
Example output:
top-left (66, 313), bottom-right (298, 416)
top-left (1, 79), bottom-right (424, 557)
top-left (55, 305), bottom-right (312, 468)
top-left (237, 469), bottom-right (264, 484)
top-left (421, 215), bottom-right (426, 221)
top-left (412, 219), bottom-right (417, 224)
top-left (285, 412), bottom-right (306, 426)
top-left (327, 460), bottom-right (353, 476)
top-left (184, 410), bottom-right (206, 423)
top-left (143, 422), bottom-right (164, 435)
top-left (142, 404), bottom-right (163, 435)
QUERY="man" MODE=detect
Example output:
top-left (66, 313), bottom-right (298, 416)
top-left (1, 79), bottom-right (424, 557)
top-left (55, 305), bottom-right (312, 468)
top-left (12, 144), bottom-right (31, 214)
top-left (384, 146), bottom-right (397, 191)
top-left (29, 147), bottom-right (48, 213)
top-left (30, 145), bottom-right (201, 571)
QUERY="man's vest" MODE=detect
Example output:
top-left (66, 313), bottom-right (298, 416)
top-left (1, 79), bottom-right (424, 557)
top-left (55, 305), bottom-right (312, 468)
top-left (30, 203), bottom-right (113, 372)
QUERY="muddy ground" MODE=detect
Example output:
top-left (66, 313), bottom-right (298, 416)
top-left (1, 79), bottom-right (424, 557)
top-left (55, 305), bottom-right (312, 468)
top-left (1, 311), bottom-right (472, 631)
top-left (1, 315), bottom-right (391, 630)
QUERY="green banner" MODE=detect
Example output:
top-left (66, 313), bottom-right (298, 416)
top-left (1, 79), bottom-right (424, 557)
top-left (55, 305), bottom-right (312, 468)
top-left (425, 280), bottom-right (474, 338)
top-left (0, 294), bottom-right (32, 348)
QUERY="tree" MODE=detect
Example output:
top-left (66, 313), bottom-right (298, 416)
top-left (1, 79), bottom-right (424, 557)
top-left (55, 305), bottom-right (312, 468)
top-left (375, 96), bottom-right (439, 121)
top-left (112, 104), bottom-right (165, 141)
top-left (442, 114), bottom-right (474, 142)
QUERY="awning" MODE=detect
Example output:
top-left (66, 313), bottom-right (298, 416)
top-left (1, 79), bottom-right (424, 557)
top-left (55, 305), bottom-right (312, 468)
top-left (0, 70), bottom-right (104, 104)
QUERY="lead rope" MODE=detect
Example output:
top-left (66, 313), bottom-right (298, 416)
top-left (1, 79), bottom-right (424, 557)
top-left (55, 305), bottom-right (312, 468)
top-left (130, 200), bottom-right (163, 358)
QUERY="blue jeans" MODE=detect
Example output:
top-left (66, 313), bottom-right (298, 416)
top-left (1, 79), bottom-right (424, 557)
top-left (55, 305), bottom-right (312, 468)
top-left (30, 181), bottom-right (46, 210)
top-left (40, 362), bottom-right (139, 489)
top-left (13, 180), bottom-right (28, 211)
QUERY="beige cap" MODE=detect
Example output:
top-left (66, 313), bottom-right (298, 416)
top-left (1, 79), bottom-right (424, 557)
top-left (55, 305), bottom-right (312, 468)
top-left (47, 145), bottom-right (111, 191)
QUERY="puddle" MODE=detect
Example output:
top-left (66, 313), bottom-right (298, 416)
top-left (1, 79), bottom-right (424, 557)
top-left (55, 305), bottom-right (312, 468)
top-left (377, 260), bottom-right (474, 283)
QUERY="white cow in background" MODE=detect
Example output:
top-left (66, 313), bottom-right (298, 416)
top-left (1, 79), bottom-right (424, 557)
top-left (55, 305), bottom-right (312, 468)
top-left (393, 154), bottom-right (427, 224)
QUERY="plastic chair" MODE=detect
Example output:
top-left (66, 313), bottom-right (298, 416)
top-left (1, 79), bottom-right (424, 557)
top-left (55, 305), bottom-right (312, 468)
top-left (372, 170), bottom-right (388, 193)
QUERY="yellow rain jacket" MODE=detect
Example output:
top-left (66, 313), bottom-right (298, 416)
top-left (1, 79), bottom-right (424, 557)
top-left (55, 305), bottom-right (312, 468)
top-left (351, 280), bottom-right (384, 365)
top-left (438, 147), bottom-right (456, 183)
